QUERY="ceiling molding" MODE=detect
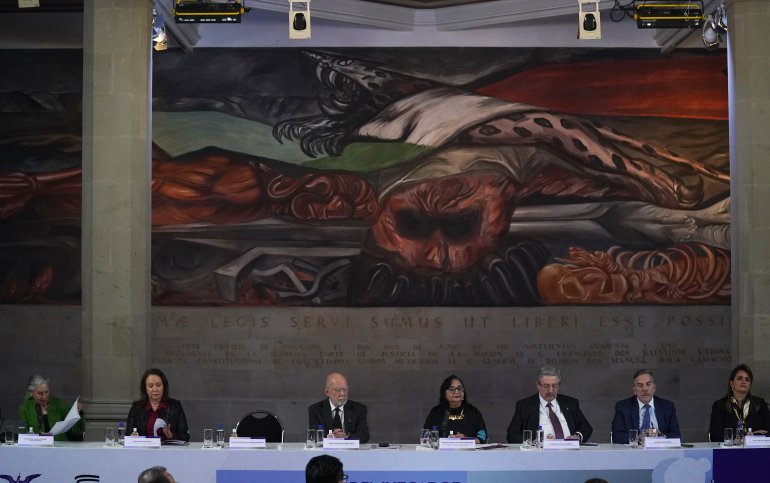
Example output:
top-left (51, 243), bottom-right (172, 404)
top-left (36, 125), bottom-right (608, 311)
top-left (433, 0), bottom-right (616, 30)
top-left (246, 0), bottom-right (418, 30)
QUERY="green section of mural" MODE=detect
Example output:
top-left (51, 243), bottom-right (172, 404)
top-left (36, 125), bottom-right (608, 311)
top-left (152, 111), bottom-right (312, 162)
top-left (306, 142), bottom-right (429, 172)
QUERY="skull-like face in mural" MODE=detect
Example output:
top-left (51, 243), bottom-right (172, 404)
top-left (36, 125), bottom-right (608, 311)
top-left (367, 172), bottom-right (514, 273)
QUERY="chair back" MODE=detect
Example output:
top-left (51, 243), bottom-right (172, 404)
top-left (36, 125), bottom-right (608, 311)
top-left (236, 410), bottom-right (284, 442)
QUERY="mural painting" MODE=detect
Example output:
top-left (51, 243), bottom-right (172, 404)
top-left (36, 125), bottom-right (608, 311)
top-left (0, 48), bottom-right (730, 307)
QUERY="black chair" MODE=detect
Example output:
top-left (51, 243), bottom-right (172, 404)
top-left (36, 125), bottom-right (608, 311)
top-left (235, 410), bottom-right (284, 442)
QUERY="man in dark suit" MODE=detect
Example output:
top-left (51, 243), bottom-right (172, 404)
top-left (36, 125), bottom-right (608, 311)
top-left (506, 365), bottom-right (593, 443)
top-left (611, 368), bottom-right (680, 443)
top-left (308, 372), bottom-right (370, 443)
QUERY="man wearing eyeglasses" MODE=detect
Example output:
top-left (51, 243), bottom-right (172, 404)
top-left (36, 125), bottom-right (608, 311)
top-left (308, 372), bottom-right (370, 443)
top-left (506, 365), bottom-right (593, 443)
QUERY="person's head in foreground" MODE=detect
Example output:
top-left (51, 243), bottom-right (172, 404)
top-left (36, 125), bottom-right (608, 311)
top-left (138, 465), bottom-right (176, 483)
top-left (306, 454), bottom-right (347, 483)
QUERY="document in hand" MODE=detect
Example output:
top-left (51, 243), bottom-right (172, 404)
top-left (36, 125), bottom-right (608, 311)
top-left (49, 397), bottom-right (81, 436)
top-left (153, 418), bottom-right (168, 436)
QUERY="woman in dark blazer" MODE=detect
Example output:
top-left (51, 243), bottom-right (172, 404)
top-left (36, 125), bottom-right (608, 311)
top-left (708, 364), bottom-right (770, 441)
top-left (423, 374), bottom-right (488, 443)
top-left (126, 368), bottom-right (190, 442)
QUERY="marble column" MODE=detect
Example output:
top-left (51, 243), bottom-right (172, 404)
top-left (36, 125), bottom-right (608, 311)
top-left (728, 0), bottom-right (770, 393)
top-left (81, 0), bottom-right (152, 436)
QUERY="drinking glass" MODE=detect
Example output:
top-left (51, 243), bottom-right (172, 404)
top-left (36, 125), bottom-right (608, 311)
top-left (628, 429), bottom-right (638, 447)
top-left (316, 428), bottom-right (325, 445)
top-left (430, 430), bottom-right (440, 449)
top-left (104, 427), bottom-right (116, 447)
top-left (723, 428), bottom-right (733, 446)
top-left (4, 426), bottom-right (15, 445)
top-left (420, 428), bottom-right (431, 448)
top-left (203, 428), bottom-right (214, 448)
top-left (306, 429), bottom-right (317, 448)
top-left (522, 429), bottom-right (533, 448)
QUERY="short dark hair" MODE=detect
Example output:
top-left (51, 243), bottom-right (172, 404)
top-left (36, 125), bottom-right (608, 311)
top-left (138, 466), bottom-right (172, 483)
top-left (139, 368), bottom-right (170, 403)
top-left (632, 369), bottom-right (653, 381)
top-left (438, 374), bottom-right (469, 405)
top-left (306, 454), bottom-right (344, 483)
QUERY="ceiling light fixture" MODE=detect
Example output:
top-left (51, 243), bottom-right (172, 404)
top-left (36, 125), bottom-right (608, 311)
top-left (289, 0), bottom-right (311, 40)
top-left (702, 3), bottom-right (727, 49)
top-left (578, 0), bottom-right (602, 40)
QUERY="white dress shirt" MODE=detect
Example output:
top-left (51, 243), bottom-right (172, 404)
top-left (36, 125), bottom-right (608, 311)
top-left (637, 398), bottom-right (659, 430)
top-left (538, 395), bottom-right (571, 439)
top-left (328, 399), bottom-right (345, 429)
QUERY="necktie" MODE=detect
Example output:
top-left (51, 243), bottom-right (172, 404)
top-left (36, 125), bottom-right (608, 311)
top-left (546, 402), bottom-right (565, 439)
top-left (641, 404), bottom-right (651, 430)
top-left (332, 407), bottom-right (342, 430)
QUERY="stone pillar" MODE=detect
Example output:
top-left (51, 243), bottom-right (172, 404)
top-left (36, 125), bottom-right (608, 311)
top-left (81, 0), bottom-right (152, 437)
top-left (728, 0), bottom-right (770, 393)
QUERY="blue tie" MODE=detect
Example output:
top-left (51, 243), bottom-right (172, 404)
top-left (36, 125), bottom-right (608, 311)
top-left (641, 404), bottom-right (651, 430)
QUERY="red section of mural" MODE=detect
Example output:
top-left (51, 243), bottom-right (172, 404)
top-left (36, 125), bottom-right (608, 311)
top-left (476, 55), bottom-right (728, 120)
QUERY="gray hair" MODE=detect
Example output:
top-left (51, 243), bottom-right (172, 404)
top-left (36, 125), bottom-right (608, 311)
top-left (537, 366), bottom-right (561, 381)
top-left (138, 466), bottom-right (172, 483)
top-left (26, 374), bottom-right (50, 393)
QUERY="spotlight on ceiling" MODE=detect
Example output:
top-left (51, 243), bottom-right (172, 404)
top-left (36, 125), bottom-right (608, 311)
top-left (702, 3), bottom-right (727, 49)
top-left (578, 0), bottom-right (601, 40)
top-left (634, 0), bottom-right (703, 29)
top-left (173, 0), bottom-right (243, 23)
top-left (289, 0), bottom-right (311, 39)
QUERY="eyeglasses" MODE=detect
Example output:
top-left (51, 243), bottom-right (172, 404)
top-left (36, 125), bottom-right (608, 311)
top-left (538, 383), bottom-right (560, 390)
top-left (446, 386), bottom-right (464, 393)
top-left (330, 387), bottom-right (349, 394)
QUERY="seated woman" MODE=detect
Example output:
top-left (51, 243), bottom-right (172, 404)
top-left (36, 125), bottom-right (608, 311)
top-left (423, 374), bottom-right (487, 443)
top-left (126, 368), bottom-right (189, 442)
top-left (709, 364), bottom-right (770, 441)
top-left (18, 374), bottom-right (85, 441)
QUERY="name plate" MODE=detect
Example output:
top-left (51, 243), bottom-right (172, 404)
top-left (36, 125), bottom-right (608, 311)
top-left (438, 438), bottom-right (476, 450)
top-left (644, 437), bottom-right (681, 449)
top-left (17, 434), bottom-right (54, 447)
top-left (542, 439), bottom-right (580, 450)
top-left (323, 438), bottom-right (360, 449)
top-left (744, 435), bottom-right (770, 447)
top-left (124, 436), bottom-right (161, 448)
top-left (229, 437), bottom-right (266, 449)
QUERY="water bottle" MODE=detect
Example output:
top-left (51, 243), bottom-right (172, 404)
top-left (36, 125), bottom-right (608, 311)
top-left (230, 427), bottom-right (238, 443)
top-left (117, 422), bottom-right (126, 446)
top-left (216, 423), bottom-right (225, 447)
top-left (316, 424), bottom-right (324, 446)
top-left (18, 421), bottom-right (25, 441)
top-left (430, 425), bottom-right (440, 449)
top-left (736, 420), bottom-right (745, 445)
top-left (130, 427), bottom-right (139, 437)
top-left (536, 425), bottom-right (544, 448)
top-left (27, 427), bottom-right (34, 434)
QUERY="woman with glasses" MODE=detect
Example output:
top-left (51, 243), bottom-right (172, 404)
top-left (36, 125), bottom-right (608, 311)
top-left (423, 374), bottom-right (488, 443)
top-left (18, 374), bottom-right (85, 441)
top-left (708, 364), bottom-right (770, 441)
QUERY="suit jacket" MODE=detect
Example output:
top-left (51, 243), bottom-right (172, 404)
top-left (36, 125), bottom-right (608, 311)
top-left (308, 399), bottom-right (370, 443)
top-left (18, 395), bottom-right (85, 442)
top-left (506, 393), bottom-right (593, 443)
top-left (125, 398), bottom-right (190, 442)
top-left (708, 395), bottom-right (770, 442)
top-left (611, 395), bottom-right (681, 443)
